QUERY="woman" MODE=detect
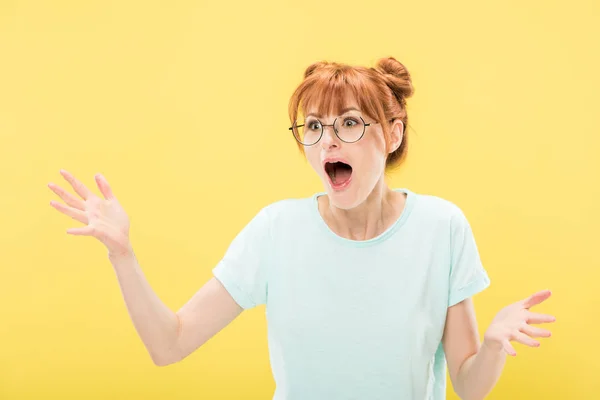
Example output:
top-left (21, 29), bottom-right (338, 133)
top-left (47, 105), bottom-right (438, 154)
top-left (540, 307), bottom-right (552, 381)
top-left (48, 57), bottom-right (555, 399)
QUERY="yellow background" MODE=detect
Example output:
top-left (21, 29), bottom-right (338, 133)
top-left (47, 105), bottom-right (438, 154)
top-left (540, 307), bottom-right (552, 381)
top-left (1, 0), bottom-right (598, 398)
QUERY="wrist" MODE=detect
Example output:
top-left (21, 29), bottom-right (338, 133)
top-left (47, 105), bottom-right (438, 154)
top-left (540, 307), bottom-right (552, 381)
top-left (481, 336), bottom-right (504, 354)
top-left (108, 244), bottom-right (135, 261)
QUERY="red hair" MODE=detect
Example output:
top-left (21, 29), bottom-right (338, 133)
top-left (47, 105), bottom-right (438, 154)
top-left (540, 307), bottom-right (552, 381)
top-left (288, 57), bottom-right (415, 169)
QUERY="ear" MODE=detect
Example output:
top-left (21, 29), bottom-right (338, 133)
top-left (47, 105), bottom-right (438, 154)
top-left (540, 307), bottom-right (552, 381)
top-left (388, 119), bottom-right (404, 154)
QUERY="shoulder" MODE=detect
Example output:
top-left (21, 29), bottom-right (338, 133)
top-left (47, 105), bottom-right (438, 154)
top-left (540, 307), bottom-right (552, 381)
top-left (257, 195), bottom-right (316, 224)
top-left (261, 196), bottom-right (313, 214)
top-left (226, 197), bottom-right (313, 246)
top-left (405, 192), bottom-right (480, 248)
top-left (262, 196), bottom-right (312, 212)
top-left (409, 190), bottom-right (467, 224)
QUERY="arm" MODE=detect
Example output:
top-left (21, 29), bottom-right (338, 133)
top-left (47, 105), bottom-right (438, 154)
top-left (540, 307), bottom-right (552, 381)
top-left (442, 299), bottom-right (505, 400)
top-left (110, 250), bottom-right (242, 366)
top-left (443, 292), bottom-right (555, 400)
top-left (49, 170), bottom-right (243, 367)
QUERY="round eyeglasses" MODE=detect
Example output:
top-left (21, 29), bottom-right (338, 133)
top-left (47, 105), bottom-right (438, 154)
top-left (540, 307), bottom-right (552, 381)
top-left (289, 115), bottom-right (379, 146)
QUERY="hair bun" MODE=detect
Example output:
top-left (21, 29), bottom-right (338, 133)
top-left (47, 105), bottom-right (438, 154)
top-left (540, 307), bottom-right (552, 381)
top-left (374, 57), bottom-right (414, 101)
top-left (303, 61), bottom-right (330, 79)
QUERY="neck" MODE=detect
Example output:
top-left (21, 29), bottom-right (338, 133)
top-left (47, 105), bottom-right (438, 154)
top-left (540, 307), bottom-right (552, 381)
top-left (319, 178), bottom-right (406, 241)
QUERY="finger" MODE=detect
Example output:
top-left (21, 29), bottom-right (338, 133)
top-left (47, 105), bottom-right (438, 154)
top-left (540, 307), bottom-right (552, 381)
top-left (526, 312), bottom-right (556, 324)
top-left (520, 325), bottom-right (552, 338)
top-left (50, 200), bottom-right (88, 224)
top-left (60, 170), bottom-right (93, 200)
top-left (522, 290), bottom-right (552, 309)
top-left (95, 174), bottom-right (115, 200)
top-left (502, 340), bottom-right (517, 356)
top-left (513, 332), bottom-right (540, 348)
top-left (48, 183), bottom-right (85, 211)
top-left (67, 226), bottom-right (95, 236)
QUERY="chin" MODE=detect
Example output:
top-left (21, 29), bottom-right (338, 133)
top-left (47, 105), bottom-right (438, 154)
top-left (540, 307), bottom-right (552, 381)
top-left (323, 183), bottom-right (362, 210)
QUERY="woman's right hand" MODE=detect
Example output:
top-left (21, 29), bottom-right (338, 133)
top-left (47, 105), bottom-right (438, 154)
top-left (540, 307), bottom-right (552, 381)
top-left (49, 170), bottom-right (244, 366)
top-left (49, 170), bottom-right (132, 257)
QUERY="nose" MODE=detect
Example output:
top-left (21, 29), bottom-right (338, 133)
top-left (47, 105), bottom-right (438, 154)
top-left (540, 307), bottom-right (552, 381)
top-left (320, 124), bottom-right (340, 150)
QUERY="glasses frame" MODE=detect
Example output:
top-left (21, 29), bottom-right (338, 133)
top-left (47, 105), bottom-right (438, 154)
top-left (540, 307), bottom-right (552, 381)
top-left (288, 115), bottom-right (380, 146)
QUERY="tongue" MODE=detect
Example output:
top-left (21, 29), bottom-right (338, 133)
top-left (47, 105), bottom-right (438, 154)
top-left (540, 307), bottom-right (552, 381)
top-left (333, 165), bottom-right (352, 184)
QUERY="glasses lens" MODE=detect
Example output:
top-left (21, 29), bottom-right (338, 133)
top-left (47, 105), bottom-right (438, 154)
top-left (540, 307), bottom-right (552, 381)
top-left (334, 116), bottom-right (365, 143)
top-left (293, 118), bottom-right (322, 145)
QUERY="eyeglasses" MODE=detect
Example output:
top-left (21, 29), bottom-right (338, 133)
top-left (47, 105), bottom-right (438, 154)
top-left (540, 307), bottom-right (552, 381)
top-left (289, 115), bottom-right (380, 146)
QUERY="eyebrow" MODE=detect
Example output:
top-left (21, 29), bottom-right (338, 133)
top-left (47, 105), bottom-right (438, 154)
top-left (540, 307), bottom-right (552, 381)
top-left (305, 107), bottom-right (360, 119)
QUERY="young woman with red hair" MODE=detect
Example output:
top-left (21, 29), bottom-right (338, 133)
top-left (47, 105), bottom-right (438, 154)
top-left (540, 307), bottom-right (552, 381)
top-left (49, 57), bottom-right (555, 399)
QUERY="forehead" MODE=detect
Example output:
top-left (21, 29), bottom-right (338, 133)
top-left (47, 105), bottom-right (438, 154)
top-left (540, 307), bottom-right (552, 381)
top-left (305, 106), bottom-right (361, 119)
top-left (302, 92), bottom-right (361, 119)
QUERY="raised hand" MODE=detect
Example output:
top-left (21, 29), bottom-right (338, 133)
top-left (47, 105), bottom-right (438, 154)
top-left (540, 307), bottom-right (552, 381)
top-left (48, 170), bottom-right (132, 257)
top-left (483, 290), bottom-right (555, 356)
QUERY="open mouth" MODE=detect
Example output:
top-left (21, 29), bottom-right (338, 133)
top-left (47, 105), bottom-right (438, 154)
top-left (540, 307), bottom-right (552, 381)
top-left (324, 161), bottom-right (353, 188)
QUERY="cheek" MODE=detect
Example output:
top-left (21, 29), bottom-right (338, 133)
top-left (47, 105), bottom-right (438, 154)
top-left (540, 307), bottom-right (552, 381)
top-left (305, 149), bottom-right (322, 174)
top-left (359, 137), bottom-right (388, 171)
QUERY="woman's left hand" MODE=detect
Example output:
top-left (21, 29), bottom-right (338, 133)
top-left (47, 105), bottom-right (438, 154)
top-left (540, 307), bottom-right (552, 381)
top-left (483, 290), bottom-right (555, 356)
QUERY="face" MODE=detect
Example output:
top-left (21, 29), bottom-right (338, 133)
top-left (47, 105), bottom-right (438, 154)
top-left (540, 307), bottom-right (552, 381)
top-left (302, 99), bottom-right (404, 210)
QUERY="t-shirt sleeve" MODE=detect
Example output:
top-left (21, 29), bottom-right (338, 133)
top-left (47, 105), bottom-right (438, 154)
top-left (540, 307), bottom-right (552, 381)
top-left (448, 208), bottom-right (490, 307)
top-left (212, 206), bottom-right (271, 310)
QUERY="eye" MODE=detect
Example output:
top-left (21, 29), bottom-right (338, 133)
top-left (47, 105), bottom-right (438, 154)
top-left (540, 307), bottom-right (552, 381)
top-left (307, 119), bottom-right (322, 131)
top-left (343, 117), bottom-right (359, 127)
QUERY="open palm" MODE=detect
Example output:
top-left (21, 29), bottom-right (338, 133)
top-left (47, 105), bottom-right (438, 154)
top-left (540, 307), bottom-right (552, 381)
top-left (483, 290), bottom-right (555, 356)
top-left (48, 170), bottom-right (131, 257)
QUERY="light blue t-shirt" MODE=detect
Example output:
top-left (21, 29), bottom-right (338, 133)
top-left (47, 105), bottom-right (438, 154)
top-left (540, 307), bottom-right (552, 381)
top-left (213, 188), bottom-right (490, 400)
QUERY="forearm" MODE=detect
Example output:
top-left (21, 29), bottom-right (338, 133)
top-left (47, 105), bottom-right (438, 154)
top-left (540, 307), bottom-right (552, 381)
top-left (455, 342), bottom-right (506, 400)
top-left (109, 249), bottom-right (181, 366)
